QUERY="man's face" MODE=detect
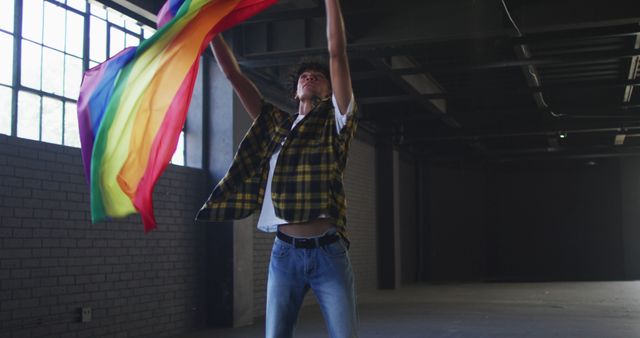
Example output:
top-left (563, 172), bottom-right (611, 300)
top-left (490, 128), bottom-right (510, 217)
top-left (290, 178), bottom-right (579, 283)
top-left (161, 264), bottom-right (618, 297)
top-left (296, 70), bottom-right (330, 101)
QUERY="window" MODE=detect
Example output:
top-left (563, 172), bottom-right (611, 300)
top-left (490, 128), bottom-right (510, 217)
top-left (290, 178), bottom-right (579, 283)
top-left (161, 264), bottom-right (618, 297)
top-left (0, 33), bottom-right (12, 86)
top-left (171, 131), bottom-right (185, 166)
top-left (89, 3), bottom-right (148, 63)
top-left (0, 0), bottom-right (14, 135)
top-left (0, 86), bottom-right (11, 135)
top-left (18, 0), bottom-right (87, 146)
top-left (0, 0), bottom-right (14, 33)
top-left (3, 0), bottom-right (185, 164)
top-left (17, 91), bottom-right (40, 140)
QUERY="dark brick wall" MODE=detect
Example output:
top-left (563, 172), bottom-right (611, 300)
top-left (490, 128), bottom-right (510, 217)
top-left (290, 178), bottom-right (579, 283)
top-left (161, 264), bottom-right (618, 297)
top-left (0, 134), bottom-right (211, 338)
top-left (487, 159), bottom-right (624, 281)
top-left (424, 158), bottom-right (629, 282)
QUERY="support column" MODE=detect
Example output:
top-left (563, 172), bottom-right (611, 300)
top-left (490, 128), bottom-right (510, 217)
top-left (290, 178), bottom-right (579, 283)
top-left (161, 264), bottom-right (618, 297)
top-left (200, 52), bottom-right (254, 327)
top-left (185, 58), bottom-right (204, 168)
top-left (416, 159), bottom-right (430, 282)
top-left (376, 143), bottom-right (401, 289)
top-left (620, 157), bottom-right (640, 279)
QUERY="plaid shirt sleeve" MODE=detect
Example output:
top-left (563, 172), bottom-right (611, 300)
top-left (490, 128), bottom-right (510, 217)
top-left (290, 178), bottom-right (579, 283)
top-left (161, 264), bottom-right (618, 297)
top-left (333, 100), bottom-right (359, 172)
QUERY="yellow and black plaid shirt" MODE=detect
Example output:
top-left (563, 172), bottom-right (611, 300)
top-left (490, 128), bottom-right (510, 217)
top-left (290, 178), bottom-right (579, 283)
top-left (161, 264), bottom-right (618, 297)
top-left (196, 97), bottom-right (359, 237)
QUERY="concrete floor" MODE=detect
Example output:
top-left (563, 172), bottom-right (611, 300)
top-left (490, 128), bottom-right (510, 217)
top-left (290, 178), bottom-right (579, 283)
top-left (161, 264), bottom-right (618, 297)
top-left (174, 281), bottom-right (640, 337)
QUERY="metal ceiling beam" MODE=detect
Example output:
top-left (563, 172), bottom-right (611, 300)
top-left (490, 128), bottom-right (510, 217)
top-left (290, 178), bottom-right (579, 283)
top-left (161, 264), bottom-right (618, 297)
top-left (236, 23), bottom-right (640, 66)
top-left (539, 60), bottom-right (621, 70)
top-left (540, 65), bottom-right (621, 74)
top-left (434, 104), bottom-right (640, 120)
top-left (242, 6), bottom-right (382, 25)
top-left (359, 95), bottom-right (413, 105)
top-left (513, 24), bottom-right (640, 45)
top-left (434, 48), bottom-right (640, 72)
top-left (95, 0), bottom-right (156, 27)
top-left (542, 73), bottom-right (621, 81)
top-left (494, 145), bottom-right (640, 162)
top-left (383, 110), bottom-right (640, 124)
top-left (237, 28), bottom-right (515, 68)
top-left (366, 58), bottom-right (460, 129)
top-left (509, 0), bottom-right (640, 35)
top-left (243, 7), bottom-right (324, 24)
top-left (417, 145), bottom-right (640, 162)
top-left (237, 5), bottom-right (640, 70)
top-left (241, 46), bottom-right (640, 73)
top-left (356, 79), bottom-right (640, 103)
top-left (623, 34), bottom-right (640, 103)
top-left (405, 125), bottom-right (640, 143)
top-left (512, 78), bottom-right (640, 91)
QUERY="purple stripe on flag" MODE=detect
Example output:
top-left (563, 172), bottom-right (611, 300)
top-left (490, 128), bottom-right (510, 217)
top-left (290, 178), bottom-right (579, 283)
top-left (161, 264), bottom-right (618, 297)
top-left (157, 0), bottom-right (185, 28)
top-left (77, 47), bottom-right (137, 183)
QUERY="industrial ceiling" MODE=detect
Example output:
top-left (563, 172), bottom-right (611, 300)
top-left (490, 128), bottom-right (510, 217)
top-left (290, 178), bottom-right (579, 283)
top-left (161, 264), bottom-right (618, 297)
top-left (103, 0), bottom-right (640, 162)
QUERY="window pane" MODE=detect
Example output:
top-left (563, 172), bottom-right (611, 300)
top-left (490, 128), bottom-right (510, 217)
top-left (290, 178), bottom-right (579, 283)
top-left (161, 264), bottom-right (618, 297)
top-left (0, 86), bottom-right (11, 135)
top-left (107, 9), bottom-right (124, 26)
top-left (125, 33), bottom-right (139, 48)
top-left (90, 3), bottom-right (106, 19)
top-left (64, 55), bottom-right (82, 99)
top-left (67, 0), bottom-right (86, 12)
top-left (22, 0), bottom-right (44, 43)
top-left (41, 97), bottom-right (62, 144)
top-left (64, 101), bottom-right (79, 147)
top-left (171, 131), bottom-right (185, 166)
top-left (0, 0), bottom-right (14, 32)
top-left (21, 40), bottom-right (42, 90)
top-left (17, 91), bottom-right (41, 140)
top-left (90, 16), bottom-right (106, 62)
top-left (143, 27), bottom-right (155, 39)
top-left (89, 60), bottom-right (97, 68)
top-left (0, 33), bottom-right (12, 85)
top-left (109, 26), bottom-right (124, 57)
top-left (42, 47), bottom-right (64, 96)
top-left (43, 1), bottom-right (66, 50)
top-left (66, 11), bottom-right (84, 57)
top-left (124, 19), bottom-right (140, 34)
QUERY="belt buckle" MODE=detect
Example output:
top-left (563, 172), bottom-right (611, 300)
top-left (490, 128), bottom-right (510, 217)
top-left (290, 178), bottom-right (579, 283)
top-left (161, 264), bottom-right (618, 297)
top-left (293, 237), bottom-right (318, 248)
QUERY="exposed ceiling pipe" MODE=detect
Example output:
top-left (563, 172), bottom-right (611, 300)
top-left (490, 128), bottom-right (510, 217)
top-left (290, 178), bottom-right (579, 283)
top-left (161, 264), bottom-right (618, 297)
top-left (501, 0), bottom-right (564, 118)
top-left (405, 126), bottom-right (640, 143)
top-left (623, 34), bottom-right (640, 103)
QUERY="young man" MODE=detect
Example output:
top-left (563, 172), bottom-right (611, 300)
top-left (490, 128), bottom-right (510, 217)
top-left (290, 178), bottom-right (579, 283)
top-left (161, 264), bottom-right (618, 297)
top-left (196, 0), bottom-right (358, 337)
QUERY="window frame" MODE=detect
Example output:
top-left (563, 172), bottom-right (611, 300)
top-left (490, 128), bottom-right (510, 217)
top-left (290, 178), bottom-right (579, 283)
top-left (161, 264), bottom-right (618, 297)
top-left (4, 0), bottom-right (187, 165)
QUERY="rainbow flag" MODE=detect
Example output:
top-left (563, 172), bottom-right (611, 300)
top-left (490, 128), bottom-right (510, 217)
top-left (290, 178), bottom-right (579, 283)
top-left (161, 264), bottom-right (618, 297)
top-left (77, 0), bottom-right (276, 232)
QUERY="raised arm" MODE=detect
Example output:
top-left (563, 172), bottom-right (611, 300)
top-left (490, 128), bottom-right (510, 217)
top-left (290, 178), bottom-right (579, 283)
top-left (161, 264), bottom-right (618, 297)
top-left (210, 35), bottom-right (262, 120)
top-left (325, 0), bottom-right (353, 115)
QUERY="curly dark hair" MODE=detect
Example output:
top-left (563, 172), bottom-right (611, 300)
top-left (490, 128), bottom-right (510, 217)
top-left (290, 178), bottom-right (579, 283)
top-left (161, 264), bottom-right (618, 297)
top-left (288, 60), bottom-right (331, 100)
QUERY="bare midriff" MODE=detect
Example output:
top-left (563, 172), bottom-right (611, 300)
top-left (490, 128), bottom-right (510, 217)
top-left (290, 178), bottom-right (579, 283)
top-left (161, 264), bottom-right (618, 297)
top-left (278, 218), bottom-right (336, 237)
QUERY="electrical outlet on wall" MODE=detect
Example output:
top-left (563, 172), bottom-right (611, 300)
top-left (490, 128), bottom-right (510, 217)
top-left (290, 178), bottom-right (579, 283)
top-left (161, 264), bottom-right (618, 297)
top-left (80, 307), bottom-right (92, 323)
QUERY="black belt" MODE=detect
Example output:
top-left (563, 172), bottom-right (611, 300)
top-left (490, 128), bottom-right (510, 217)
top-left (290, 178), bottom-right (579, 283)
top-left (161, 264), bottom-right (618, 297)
top-left (276, 231), bottom-right (341, 249)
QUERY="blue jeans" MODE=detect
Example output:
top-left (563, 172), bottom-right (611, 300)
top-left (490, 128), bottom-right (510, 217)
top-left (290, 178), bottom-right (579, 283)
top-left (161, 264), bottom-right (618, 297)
top-left (265, 235), bottom-right (358, 338)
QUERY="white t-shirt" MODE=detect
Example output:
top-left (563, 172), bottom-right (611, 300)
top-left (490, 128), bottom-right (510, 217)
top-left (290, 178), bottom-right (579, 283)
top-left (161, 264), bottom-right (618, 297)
top-left (256, 94), bottom-right (355, 232)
